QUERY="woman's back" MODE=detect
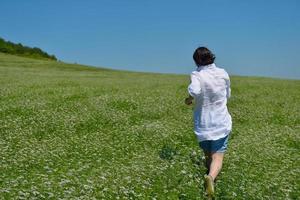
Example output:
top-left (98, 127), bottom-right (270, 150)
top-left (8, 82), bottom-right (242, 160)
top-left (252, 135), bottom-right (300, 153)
top-left (196, 63), bottom-right (228, 105)
top-left (188, 63), bottom-right (232, 141)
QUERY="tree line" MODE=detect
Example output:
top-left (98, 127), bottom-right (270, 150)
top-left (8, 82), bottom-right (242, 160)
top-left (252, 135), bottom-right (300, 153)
top-left (0, 37), bottom-right (57, 60)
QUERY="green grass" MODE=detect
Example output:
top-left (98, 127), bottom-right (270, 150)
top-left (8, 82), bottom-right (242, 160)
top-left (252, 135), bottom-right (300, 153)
top-left (0, 53), bottom-right (299, 199)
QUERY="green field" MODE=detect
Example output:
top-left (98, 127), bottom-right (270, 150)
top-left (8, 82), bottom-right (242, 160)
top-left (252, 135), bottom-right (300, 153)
top-left (0, 53), bottom-right (299, 199)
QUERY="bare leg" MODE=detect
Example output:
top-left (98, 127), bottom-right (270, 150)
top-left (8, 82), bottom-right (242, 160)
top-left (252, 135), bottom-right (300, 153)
top-left (208, 152), bottom-right (224, 181)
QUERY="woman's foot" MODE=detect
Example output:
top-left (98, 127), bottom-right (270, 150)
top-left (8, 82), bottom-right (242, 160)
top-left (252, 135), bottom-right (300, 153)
top-left (204, 175), bottom-right (214, 197)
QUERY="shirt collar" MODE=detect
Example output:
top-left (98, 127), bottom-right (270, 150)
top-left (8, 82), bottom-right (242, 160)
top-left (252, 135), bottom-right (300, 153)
top-left (196, 63), bottom-right (216, 71)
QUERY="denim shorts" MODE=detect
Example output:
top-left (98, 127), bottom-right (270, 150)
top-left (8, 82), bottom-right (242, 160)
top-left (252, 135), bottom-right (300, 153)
top-left (199, 134), bottom-right (230, 153)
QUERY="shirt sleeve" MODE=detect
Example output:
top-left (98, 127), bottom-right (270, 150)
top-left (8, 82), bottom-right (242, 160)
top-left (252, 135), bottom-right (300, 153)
top-left (188, 71), bottom-right (201, 97)
top-left (225, 73), bottom-right (231, 99)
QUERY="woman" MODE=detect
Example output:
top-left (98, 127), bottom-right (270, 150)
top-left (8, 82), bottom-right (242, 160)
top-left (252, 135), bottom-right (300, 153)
top-left (185, 47), bottom-right (232, 197)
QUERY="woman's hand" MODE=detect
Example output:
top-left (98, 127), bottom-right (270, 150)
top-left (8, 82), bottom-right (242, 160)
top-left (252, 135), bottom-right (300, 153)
top-left (185, 95), bottom-right (193, 105)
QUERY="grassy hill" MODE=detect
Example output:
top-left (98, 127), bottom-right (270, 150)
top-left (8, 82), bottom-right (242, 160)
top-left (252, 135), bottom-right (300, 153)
top-left (0, 53), bottom-right (299, 199)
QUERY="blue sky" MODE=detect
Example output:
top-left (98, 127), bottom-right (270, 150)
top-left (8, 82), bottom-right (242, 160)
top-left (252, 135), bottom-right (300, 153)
top-left (1, 0), bottom-right (300, 79)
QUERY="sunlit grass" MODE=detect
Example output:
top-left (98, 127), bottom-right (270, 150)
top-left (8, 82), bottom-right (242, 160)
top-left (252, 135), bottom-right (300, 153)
top-left (0, 53), bottom-right (299, 199)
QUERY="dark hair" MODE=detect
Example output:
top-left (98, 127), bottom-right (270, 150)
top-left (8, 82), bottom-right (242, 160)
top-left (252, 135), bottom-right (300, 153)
top-left (193, 47), bottom-right (215, 66)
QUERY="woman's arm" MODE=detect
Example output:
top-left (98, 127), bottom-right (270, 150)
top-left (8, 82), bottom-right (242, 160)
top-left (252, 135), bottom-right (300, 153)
top-left (185, 72), bottom-right (201, 105)
top-left (188, 71), bottom-right (201, 97)
top-left (225, 76), bottom-right (231, 99)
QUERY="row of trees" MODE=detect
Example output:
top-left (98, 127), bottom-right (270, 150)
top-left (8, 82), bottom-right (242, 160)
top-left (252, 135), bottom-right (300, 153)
top-left (0, 37), bottom-right (57, 60)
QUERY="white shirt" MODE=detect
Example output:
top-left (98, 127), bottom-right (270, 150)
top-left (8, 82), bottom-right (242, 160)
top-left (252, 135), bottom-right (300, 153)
top-left (188, 63), bottom-right (232, 142)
